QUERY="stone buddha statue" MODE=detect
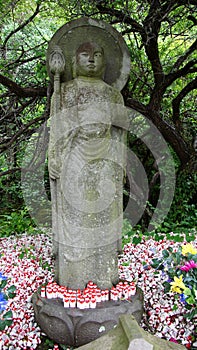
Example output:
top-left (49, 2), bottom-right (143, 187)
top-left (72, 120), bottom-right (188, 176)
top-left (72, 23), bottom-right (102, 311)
top-left (48, 41), bottom-right (128, 289)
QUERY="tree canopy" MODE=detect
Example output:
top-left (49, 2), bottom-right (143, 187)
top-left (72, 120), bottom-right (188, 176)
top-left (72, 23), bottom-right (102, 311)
top-left (0, 0), bottom-right (196, 228)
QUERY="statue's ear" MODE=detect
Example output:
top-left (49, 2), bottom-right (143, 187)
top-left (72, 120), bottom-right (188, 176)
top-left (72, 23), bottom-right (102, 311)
top-left (72, 56), bottom-right (77, 79)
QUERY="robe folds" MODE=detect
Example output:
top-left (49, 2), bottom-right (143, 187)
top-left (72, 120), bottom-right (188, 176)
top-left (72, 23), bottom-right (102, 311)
top-left (48, 76), bottom-right (128, 289)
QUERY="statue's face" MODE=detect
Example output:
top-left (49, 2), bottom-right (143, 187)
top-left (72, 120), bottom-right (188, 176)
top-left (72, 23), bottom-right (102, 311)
top-left (76, 42), bottom-right (105, 78)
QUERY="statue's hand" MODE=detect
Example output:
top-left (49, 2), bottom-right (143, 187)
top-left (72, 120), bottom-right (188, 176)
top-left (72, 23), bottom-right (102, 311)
top-left (49, 167), bottom-right (60, 180)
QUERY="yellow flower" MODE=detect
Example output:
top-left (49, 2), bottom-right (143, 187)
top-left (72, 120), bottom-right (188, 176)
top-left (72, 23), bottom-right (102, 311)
top-left (182, 243), bottom-right (197, 256)
top-left (170, 275), bottom-right (186, 294)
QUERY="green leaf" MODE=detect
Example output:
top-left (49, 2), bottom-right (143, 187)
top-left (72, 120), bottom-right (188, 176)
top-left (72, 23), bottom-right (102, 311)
top-left (132, 236), bottom-right (142, 245)
top-left (7, 285), bottom-right (16, 298)
top-left (0, 320), bottom-right (7, 331)
top-left (168, 267), bottom-right (175, 276)
top-left (163, 281), bottom-right (171, 293)
top-left (19, 252), bottom-right (25, 259)
top-left (3, 310), bottom-right (13, 319)
top-left (151, 258), bottom-right (162, 269)
top-left (0, 279), bottom-right (7, 289)
top-left (183, 308), bottom-right (197, 320)
top-left (172, 304), bottom-right (178, 311)
top-left (186, 296), bottom-right (195, 305)
top-left (162, 249), bottom-right (169, 258)
top-left (173, 235), bottom-right (184, 242)
top-left (184, 287), bottom-right (192, 296)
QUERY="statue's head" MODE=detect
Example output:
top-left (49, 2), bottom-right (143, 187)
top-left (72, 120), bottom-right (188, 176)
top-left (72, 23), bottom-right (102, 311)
top-left (73, 42), bottom-right (105, 79)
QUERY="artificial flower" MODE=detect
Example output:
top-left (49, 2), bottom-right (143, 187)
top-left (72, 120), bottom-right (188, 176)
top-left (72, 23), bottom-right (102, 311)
top-left (0, 273), bottom-right (8, 312)
top-left (0, 291), bottom-right (7, 312)
top-left (170, 338), bottom-right (179, 343)
top-left (182, 243), bottom-right (197, 256)
top-left (180, 293), bottom-right (187, 303)
top-left (170, 275), bottom-right (186, 294)
top-left (180, 260), bottom-right (197, 272)
top-left (0, 272), bottom-right (7, 280)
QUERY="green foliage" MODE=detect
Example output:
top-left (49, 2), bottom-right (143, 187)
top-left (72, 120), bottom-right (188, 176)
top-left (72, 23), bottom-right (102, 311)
top-left (0, 208), bottom-right (36, 237)
top-left (155, 172), bottom-right (197, 234)
top-left (122, 219), bottom-right (142, 245)
top-left (38, 335), bottom-right (76, 349)
top-left (122, 217), bottom-right (196, 246)
top-left (0, 168), bottom-right (24, 212)
top-left (36, 336), bottom-right (55, 350)
top-left (0, 0), bottom-right (196, 234)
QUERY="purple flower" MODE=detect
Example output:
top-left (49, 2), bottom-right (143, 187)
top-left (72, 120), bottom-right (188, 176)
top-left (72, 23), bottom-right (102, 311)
top-left (166, 277), bottom-right (173, 283)
top-left (180, 260), bottom-right (197, 272)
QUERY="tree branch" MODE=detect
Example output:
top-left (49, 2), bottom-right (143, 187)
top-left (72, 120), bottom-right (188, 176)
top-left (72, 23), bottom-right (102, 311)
top-left (148, 59), bottom-right (197, 110)
top-left (0, 98), bottom-right (35, 123)
top-left (0, 114), bottom-right (46, 152)
top-left (0, 84), bottom-right (52, 153)
top-left (142, 1), bottom-right (164, 85)
top-left (126, 97), bottom-right (147, 116)
top-left (5, 54), bottom-right (43, 68)
top-left (146, 107), bottom-right (190, 164)
top-left (166, 59), bottom-right (197, 86)
top-left (172, 76), bottom-right (197, 127)
top-left (177, 0), bottom-right (197, 6)
top-left (0, 74), bottom-right (47, 97)
top-left (2, 3), bottom-right (41, 51)
top-left (0, 168), bottom-right (21, 177)
top-left (173, 38), bottom-right (197, 71)
top-left (95, 3), bottom-right (144, 34)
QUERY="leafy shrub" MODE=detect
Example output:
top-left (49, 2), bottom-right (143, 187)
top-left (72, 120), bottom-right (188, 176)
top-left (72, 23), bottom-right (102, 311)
top-left (0, 208), bottom-right (36, 237)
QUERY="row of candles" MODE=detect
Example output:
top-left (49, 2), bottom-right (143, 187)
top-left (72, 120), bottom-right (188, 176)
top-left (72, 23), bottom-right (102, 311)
top-left (40, 280), bottom-right (136, 309)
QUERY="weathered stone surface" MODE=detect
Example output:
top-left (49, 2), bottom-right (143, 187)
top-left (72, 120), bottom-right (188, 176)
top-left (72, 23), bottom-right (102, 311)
top-left (47, 18), bottom-right (130, 290)
top-left (128, 339), bottom-right (153, 350)
top-left (32, 288), bottom-right (144, 347)
top-left (47, 17), bottom-right (131, 90)
top-left (77, 314), bottom-right (186, 350)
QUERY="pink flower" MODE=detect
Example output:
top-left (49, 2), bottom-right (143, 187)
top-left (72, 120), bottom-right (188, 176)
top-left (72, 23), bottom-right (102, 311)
top-left (180, 260), bottom-right (197, 272)
top-left (170, 337), bottom-right (179, 343)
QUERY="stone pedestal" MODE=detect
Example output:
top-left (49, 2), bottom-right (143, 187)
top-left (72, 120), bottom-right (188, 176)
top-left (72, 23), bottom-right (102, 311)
top-left (32, 287), bottom-right (143, 347)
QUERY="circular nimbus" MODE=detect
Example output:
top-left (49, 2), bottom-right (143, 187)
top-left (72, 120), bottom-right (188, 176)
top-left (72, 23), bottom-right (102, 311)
top-left (47, 17), bottom-right (130, 91)
top-left (128, 108), bottom-right (176, 231)
top-left (21, 110), bottom-right (176, 235)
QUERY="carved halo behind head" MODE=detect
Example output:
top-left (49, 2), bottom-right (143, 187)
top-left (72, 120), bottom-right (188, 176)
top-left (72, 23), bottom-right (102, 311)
top-left (47, 17), bottom-right (130, 91)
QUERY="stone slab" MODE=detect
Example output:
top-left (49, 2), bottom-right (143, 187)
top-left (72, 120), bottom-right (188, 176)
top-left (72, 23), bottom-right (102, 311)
top-left (77, 314), bottom-right (186, 350)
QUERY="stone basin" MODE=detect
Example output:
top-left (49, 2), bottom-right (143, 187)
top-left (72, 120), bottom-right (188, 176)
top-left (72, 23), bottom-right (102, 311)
top-left (32, 287), bottom-right (144, 347)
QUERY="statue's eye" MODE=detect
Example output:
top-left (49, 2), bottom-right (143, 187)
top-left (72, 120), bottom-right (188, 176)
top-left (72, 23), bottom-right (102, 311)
top-left (94, 52), bottom-right (102, 57)
top-left (80, 52), bottom-right (89, 57)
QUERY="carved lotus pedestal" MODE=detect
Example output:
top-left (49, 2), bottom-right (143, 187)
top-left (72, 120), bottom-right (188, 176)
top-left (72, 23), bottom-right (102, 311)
top-left (32, 288), bottom-right (144, 348)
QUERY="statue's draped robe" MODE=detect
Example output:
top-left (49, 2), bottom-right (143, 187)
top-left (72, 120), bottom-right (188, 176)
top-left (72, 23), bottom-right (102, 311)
top-left (48, 77), bottom-right (128, 289)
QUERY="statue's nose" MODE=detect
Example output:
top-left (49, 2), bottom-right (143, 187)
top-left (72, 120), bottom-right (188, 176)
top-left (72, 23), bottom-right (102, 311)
top-left (88, 53), bottom-right (95, 62)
